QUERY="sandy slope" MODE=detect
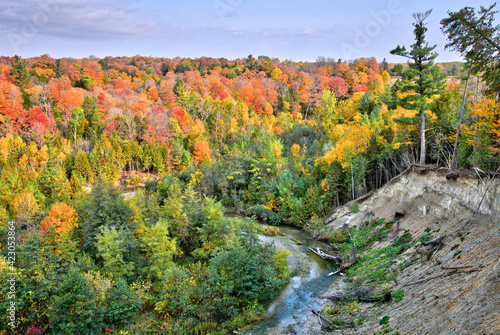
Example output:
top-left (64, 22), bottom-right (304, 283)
top-left (298, 167), bottom-right (500, 335)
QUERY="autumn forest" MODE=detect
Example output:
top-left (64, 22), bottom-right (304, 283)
top-left (1, 7), bottom-right (500, 333)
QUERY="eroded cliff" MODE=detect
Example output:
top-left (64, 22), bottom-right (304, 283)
top-left (304, 167), bottom-right (500, 335)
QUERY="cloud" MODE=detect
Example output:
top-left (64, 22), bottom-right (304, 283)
top-left (0, 0), bottom-right (159, 40)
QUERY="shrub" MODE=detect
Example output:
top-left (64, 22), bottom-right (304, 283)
top-left (379, 315), bottom-right (390, 325)
top-left (207, 241), bottom-right (288, 318)
top-left (350, 202), bottom-right (359, 213)
top-left (393, 289), bottom-right (404, 303)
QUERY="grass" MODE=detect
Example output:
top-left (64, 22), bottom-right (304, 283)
top-left (392, 289), bottom-right (404, 302)
top-left (341, 218), bottom-right (414, 285)
top-left (319, 217), bottom-right (416, 333)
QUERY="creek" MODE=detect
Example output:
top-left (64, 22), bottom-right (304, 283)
top-left (241, 224), bottom-right (339, 335)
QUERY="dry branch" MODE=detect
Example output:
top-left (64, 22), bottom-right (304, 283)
top-left (308, 247), bottom-right (343, 262)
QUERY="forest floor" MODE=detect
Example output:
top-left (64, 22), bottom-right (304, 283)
top-left (291, 167), bottom-right (500, 335)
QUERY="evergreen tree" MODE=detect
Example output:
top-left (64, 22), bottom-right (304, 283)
top-left (391, 10), bottom-right (445, 164)
top-left (51, 265), bottom-right (105, 334)
top-left (73, 150), bottom-right (94, 184)
top-left (54, 59), bottom-right (67, 78)
top-left (441, 3), bottom-right (500, 99)
top-left (10, 55), bottom-right (31, 88)
top-left (105, 278), bottom-right (141, 326)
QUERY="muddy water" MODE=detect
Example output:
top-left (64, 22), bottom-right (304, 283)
top-left (242, 225), bottom-right (339, 335)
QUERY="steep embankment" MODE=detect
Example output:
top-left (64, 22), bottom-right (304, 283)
top-left (304, 167), bottom-right (500, 334)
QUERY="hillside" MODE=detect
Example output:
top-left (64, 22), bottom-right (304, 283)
top-left (300, 167), bottom-right (500, 334)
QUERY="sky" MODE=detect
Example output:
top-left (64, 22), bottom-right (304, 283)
top-left (0, 0), bottom-right (496, 63)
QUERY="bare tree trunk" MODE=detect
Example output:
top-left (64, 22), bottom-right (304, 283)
top-left (473, 75), bottom-right (480, 151)
top-left (419, 107), bottom-right (426, 165)
top-left (351, 164), bottom-right (355, 199)
top-left (451, 66), bottom-right (472, 170)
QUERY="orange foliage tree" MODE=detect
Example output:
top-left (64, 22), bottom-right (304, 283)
top-left (193, 140), bottom-right (212, 164)
top-left (40, 202), bottom-right (78, 237)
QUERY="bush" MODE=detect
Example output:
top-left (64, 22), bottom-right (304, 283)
top-left (350, 202), bottom-right (359, 213)
top-left (379, 315), bottom-right (390, 325)
top-left (207, 241), bottom-right (288, 318)
top-left (393, 289), bottom-right (404, 303)
top-left (326, 228), bottom-right (349, 243)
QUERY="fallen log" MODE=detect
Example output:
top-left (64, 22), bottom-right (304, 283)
top-left (326, 269), bottom-right (341, 277)
top-left (308, 247), bottom-right (343, 262)
top-left (296, 293), bottom-right (354, 330)
top-left (296, 292), bottom-right (333, 326)
top-left (358, 292), bottom-right (392, 303)
top-left (422, 236), bottom-right (446, 247)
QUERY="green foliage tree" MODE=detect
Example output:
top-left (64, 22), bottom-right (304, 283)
top-left (105, 278), bottom-right (141, 327)
top-left (441, 3), bottom-right (500, 99)
top-left (51, 265), bottom-right (105, 334)
top-left (10, 55), bottom-right (31, 88)
top-left (54, 59), bottom-right (67, 78)
top-left (391, 9), bottom-right (445, 164)
top-left (78, 183), bottom-right (136, 258)
top-left (73, 150), bottom-right (94, 184)
top-left (138, 220), bottom-right (179, 279)
top-left (207, 241), bottom-right (287, 318)
top-left (391, 64), bottom-right (404, 75)
top-left (0, 232), bottom-right (61, 331)
top-left (81, 96), bottom-right (105, 144)
top-left (96, 226), bottom-right (135, 278)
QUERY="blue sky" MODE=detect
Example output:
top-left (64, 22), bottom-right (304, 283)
top-left (0, 0), bottom-right (496, 62)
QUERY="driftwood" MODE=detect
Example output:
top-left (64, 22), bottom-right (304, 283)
top-left (296, 293), bottom-right (353, 330)
top-left (296, 293), bottom-right (333, 326)
top-left (308, 247), bottom-right (343, 262)
top-left (326, 270), bottom-right (341, 277)
top-left (422, 236), bottom-right (446, 247)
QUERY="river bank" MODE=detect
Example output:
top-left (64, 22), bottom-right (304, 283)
top-left (240, 225), bottom-right (342, 335)
top-left (293, 168), bottom-right (500, 334)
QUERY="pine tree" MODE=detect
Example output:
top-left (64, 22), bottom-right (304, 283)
top-left (441, 3), bottom-right (500, 99)
top-left (73, 150), bottom-right (94, 184)
top-left (51, 265), bottom-right (105, 334)
top-left (391, 10), bottom-right (445, 164)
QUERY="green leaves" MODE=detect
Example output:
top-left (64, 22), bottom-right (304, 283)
top-left (390, 9), bottom-right (445, 164)
top-left (441, 3), bottom-right (500, 98)
top-left (105, 278), bottom-right (141, 326)
top-left (51, 264), bottom-right (105, 334)
top-left (96, 226), bottom-right (135, 278)
top-left (207, 242), bottom-right (287, 318)
top-left (138, 220), bottom-right (178, 280)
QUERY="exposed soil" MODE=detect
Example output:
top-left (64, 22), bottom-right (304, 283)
top-left (292, 167), bottom-right (500, 334)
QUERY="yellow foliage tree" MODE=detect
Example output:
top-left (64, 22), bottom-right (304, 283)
top-left (319, 123), bottom-right (373, 171)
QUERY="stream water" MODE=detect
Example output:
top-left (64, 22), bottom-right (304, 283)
top-left (241, 225), bottom-right (339, 335)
